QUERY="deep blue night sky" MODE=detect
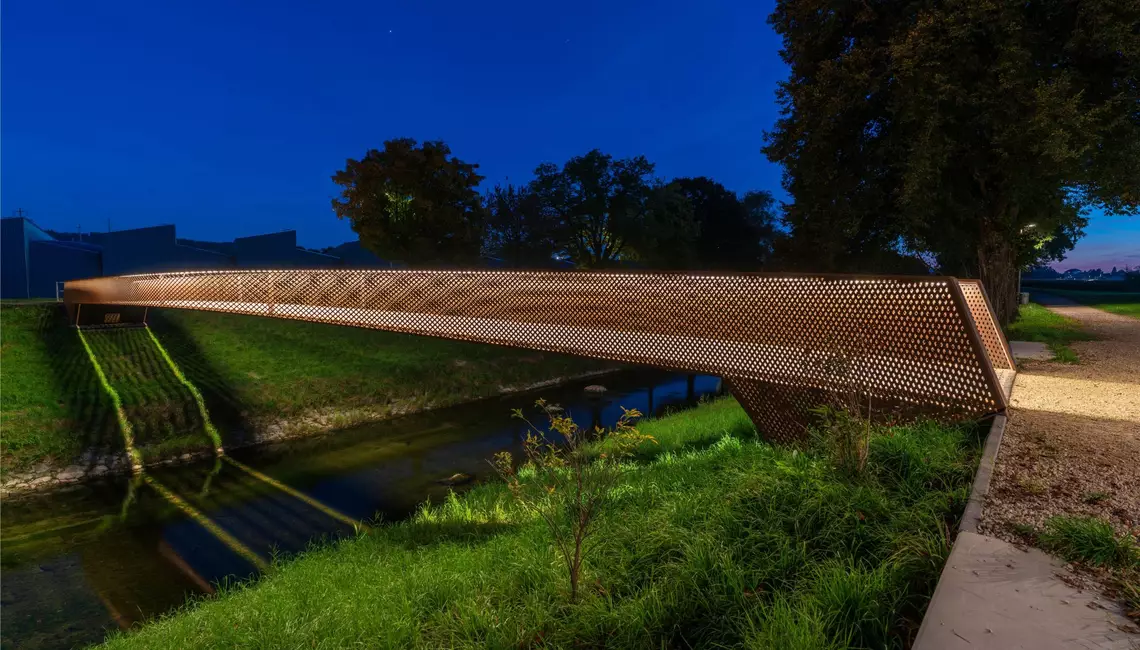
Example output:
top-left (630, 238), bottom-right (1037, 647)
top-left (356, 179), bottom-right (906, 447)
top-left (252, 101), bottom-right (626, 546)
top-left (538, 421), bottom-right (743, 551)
top-left (2, 0), bottom-right (1135, 268)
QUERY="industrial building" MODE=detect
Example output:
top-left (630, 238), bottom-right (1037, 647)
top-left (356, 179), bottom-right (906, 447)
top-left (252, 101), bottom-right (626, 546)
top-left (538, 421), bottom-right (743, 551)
top-left (0, 217), bottom-right (389, 299)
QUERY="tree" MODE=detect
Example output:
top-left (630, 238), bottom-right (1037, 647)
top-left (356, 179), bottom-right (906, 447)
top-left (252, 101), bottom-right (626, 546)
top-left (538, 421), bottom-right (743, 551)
top-left (530, 150), bottom-right (682, 268)
top-left (331, 138), bottom-right (485, 267)
top-left (765, 0), bottom-right (1140, 324)
top-left (665, 177), bottom-right (779, 270)
top-left (492, 400), bottom-right (653, 602)
top-left (482, 184), bottom-right (558, 267)
top-left (630, 183), bottom-right (700, 269)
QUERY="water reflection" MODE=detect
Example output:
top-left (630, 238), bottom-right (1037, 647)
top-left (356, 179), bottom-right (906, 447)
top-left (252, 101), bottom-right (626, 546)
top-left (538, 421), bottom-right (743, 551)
top-left (0, 370), bottom-right (722, 649)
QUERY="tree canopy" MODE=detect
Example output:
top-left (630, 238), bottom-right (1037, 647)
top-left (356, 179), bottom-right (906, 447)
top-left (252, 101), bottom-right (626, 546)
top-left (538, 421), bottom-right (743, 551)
top-left (765, 0), bottom-right (1140, 323)
top-left (528, 150), bottom-right (662, 268)
top-left (482, 184), bottom-right (558, 267)
top-left (668, 177), bottom-right (782, 270)
top-left (331, 139), bottom-right (485, 267)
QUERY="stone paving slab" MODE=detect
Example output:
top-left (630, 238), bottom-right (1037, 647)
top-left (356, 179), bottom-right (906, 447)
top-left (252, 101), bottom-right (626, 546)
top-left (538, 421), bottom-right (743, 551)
top-left (915, 531), bottom-right (1139, 650)
top-left (1010, 340), bottom-right (1053, 360)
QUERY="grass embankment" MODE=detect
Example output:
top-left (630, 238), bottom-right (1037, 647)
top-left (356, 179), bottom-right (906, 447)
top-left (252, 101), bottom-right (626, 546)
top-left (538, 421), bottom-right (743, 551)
top-left (0, 305), bottom-right (612, 472)
top-left (1034, 289), bottom-right (1140, 320)
top-left (1005, 303), bottom-right (1094, 363)
top-left (103, 398), bottom-right (983, 649)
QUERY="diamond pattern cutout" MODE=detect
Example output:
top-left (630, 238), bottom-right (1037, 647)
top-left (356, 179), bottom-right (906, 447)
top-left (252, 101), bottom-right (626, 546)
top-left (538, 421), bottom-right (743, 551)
top-left (65, 270), bottom-right (1010, 443)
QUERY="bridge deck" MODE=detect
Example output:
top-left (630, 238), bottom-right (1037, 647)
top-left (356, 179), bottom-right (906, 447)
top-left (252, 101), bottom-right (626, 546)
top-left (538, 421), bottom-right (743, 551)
top-left (65, 270), bottom-right (1012, 443)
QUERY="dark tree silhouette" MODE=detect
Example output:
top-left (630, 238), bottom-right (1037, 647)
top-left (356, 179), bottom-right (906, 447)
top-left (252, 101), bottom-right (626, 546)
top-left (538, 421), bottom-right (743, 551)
top-left (633, 183), bottom-right (699, 269)
top-left (331, 139), bottom-right (485, 267)
top-left (482, 184), bottom-right (557, 267)
top-left (668, 177), bottom-right (781, 270)
top-left (765, 0), bottom-right (1140, 323)
top-left (530, 150), bottom-right (665, 268)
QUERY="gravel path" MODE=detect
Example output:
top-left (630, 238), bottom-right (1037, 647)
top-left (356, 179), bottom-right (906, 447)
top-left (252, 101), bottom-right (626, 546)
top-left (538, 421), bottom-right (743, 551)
top-left (980, 294), bottom-right (1140, 541)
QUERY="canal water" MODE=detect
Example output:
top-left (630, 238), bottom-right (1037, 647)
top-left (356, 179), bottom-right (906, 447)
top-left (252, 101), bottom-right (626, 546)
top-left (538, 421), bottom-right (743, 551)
top-left (0, 370), bottom-right (722, 650)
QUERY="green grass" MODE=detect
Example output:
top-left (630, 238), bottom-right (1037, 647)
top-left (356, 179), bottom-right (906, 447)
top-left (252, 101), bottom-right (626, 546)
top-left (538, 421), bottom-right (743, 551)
top-left (0, 298), bottom-right (59, 304)
top-left (1037, 516), bottom-right (1140, 569)
top-left (101, 399), bottom-right (983, 649)
top-left (1082, 491), bottom-right (1112, 505)
top-left (1005, 303), bottom-right (1094, 363)
top-left (1034, 289), bottom-right (1140, 319)
top-left (0, 305), bottom-right (612, 471)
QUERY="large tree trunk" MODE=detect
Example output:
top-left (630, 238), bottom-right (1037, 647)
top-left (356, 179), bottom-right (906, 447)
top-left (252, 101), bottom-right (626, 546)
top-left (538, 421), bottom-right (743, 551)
top-left (977, 227), bottom-right (1019, 327)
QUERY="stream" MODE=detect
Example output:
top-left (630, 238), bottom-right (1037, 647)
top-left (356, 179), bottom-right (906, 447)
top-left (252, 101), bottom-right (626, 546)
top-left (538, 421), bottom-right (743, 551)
top-left (0, 369), bottom-right (722, 650)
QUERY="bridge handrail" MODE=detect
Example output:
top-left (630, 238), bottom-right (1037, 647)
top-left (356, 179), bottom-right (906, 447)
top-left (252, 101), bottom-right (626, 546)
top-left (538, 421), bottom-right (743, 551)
top-left (65, 269), bottom-right (1011, 442)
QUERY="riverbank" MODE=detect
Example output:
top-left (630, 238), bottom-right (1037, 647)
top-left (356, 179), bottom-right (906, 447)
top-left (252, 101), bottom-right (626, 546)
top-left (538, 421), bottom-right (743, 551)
top-left (0, 304), bottom-right (616, 485)
top-left (100, 398), bottom-right (983, 649)
top-left (1, 371), bottom-right (724, 650)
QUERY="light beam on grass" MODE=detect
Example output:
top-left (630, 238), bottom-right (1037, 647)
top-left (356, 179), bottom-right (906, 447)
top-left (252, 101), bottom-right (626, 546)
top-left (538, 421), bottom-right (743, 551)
top-left (77, 329), bottom-right (143, 472)
top-left (222, 456), bottom-right (365, 530)
top-left (145, 326), bottom-right (225, 453)
top-left (144, 474), bottom-right (268, 570)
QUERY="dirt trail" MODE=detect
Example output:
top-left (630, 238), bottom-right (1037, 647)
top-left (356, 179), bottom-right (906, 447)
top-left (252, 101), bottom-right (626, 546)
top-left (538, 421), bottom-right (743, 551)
top-left (980, 294), bottom-right (1139, 540)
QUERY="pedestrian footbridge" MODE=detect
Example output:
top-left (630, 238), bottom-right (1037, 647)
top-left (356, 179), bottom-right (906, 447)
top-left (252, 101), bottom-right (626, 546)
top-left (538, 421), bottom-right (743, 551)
top-left (65, 270), bottom-right (1014, 443)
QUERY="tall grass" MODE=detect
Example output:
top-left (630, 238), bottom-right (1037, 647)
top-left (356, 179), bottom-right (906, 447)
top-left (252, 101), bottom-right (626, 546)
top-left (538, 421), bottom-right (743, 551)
top-left (1038, 516), bottom-right (1140, 569)
top-left (102, 399), bottom-right (982, 649)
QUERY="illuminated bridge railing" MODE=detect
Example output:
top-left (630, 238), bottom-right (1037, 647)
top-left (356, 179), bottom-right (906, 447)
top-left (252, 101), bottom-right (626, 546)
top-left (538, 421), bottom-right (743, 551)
top-left (64, 270), bottom-right (1012, 443)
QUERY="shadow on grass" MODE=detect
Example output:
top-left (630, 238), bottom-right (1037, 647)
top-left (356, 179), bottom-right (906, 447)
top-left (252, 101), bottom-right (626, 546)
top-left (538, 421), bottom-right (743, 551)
top-left (146, 309), bottom-right (251, 448)
top-left (40, 306), bottom-right (252, 469)
top-left (40, 305), bottom-right (119, 463)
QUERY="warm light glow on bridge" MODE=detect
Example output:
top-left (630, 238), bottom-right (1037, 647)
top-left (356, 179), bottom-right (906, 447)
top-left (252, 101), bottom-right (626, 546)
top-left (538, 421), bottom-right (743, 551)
top-left (66, 269), bottom-right (1013, 441)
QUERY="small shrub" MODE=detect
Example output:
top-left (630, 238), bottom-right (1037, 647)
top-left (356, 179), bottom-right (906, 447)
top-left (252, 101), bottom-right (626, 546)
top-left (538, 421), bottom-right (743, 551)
top-left (809, 401), bottom-right (873, 478)
top-left (1083, 491), bottom-right (1112, 505)
top-left (1010, 522), bottom-right (1038, 541)
top-left (1017, 477), bottom-right (1048, 496)
top-left (1038, 516), bottom-right (1140, 568)
top-left (492, 399), bottom-right (654, 602)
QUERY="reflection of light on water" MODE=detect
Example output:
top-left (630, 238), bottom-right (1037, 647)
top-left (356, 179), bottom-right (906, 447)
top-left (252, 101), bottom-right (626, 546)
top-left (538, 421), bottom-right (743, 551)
top-left (119, 474), bottom-right (142, 521)
top-left (199, 456), bottom-right (223, 498)
top-left (77, 329), bottom-right (143, 471)
top-left (144, 474), bottom-right (267, 570)
top-left (222, 456), bottom-right (365, 531)
top-left (158, 539), bottom-right (215, 595)
top-left (146, 327), bottom-right (225, 452)
top-left (2, 368), bottom-right (719, 649)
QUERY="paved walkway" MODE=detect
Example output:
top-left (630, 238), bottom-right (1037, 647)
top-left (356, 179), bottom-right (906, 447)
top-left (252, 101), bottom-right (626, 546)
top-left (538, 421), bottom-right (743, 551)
top-left (916, 295), bottom-right (1139, 649)
top-left (916, 532), bottom-right (1137, 649)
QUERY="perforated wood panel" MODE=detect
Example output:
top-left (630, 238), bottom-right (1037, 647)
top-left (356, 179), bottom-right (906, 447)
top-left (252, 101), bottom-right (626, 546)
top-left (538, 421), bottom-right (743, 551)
top-left (959, 279), bottom-right (1015, 371)
top-left (65, 270), bottom-right (1010, 443)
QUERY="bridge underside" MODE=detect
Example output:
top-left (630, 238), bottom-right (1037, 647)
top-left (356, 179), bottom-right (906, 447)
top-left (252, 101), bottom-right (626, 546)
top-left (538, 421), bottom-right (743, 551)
top-left (64, 270), bottom-right (1013, 444)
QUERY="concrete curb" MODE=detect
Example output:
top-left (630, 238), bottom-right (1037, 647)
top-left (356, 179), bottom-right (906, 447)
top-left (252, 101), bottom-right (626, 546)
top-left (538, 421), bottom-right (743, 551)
top-left (958, 365), bottom-right (1015, 534)
top-left (959, 413), bottom-right (1007, 534)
